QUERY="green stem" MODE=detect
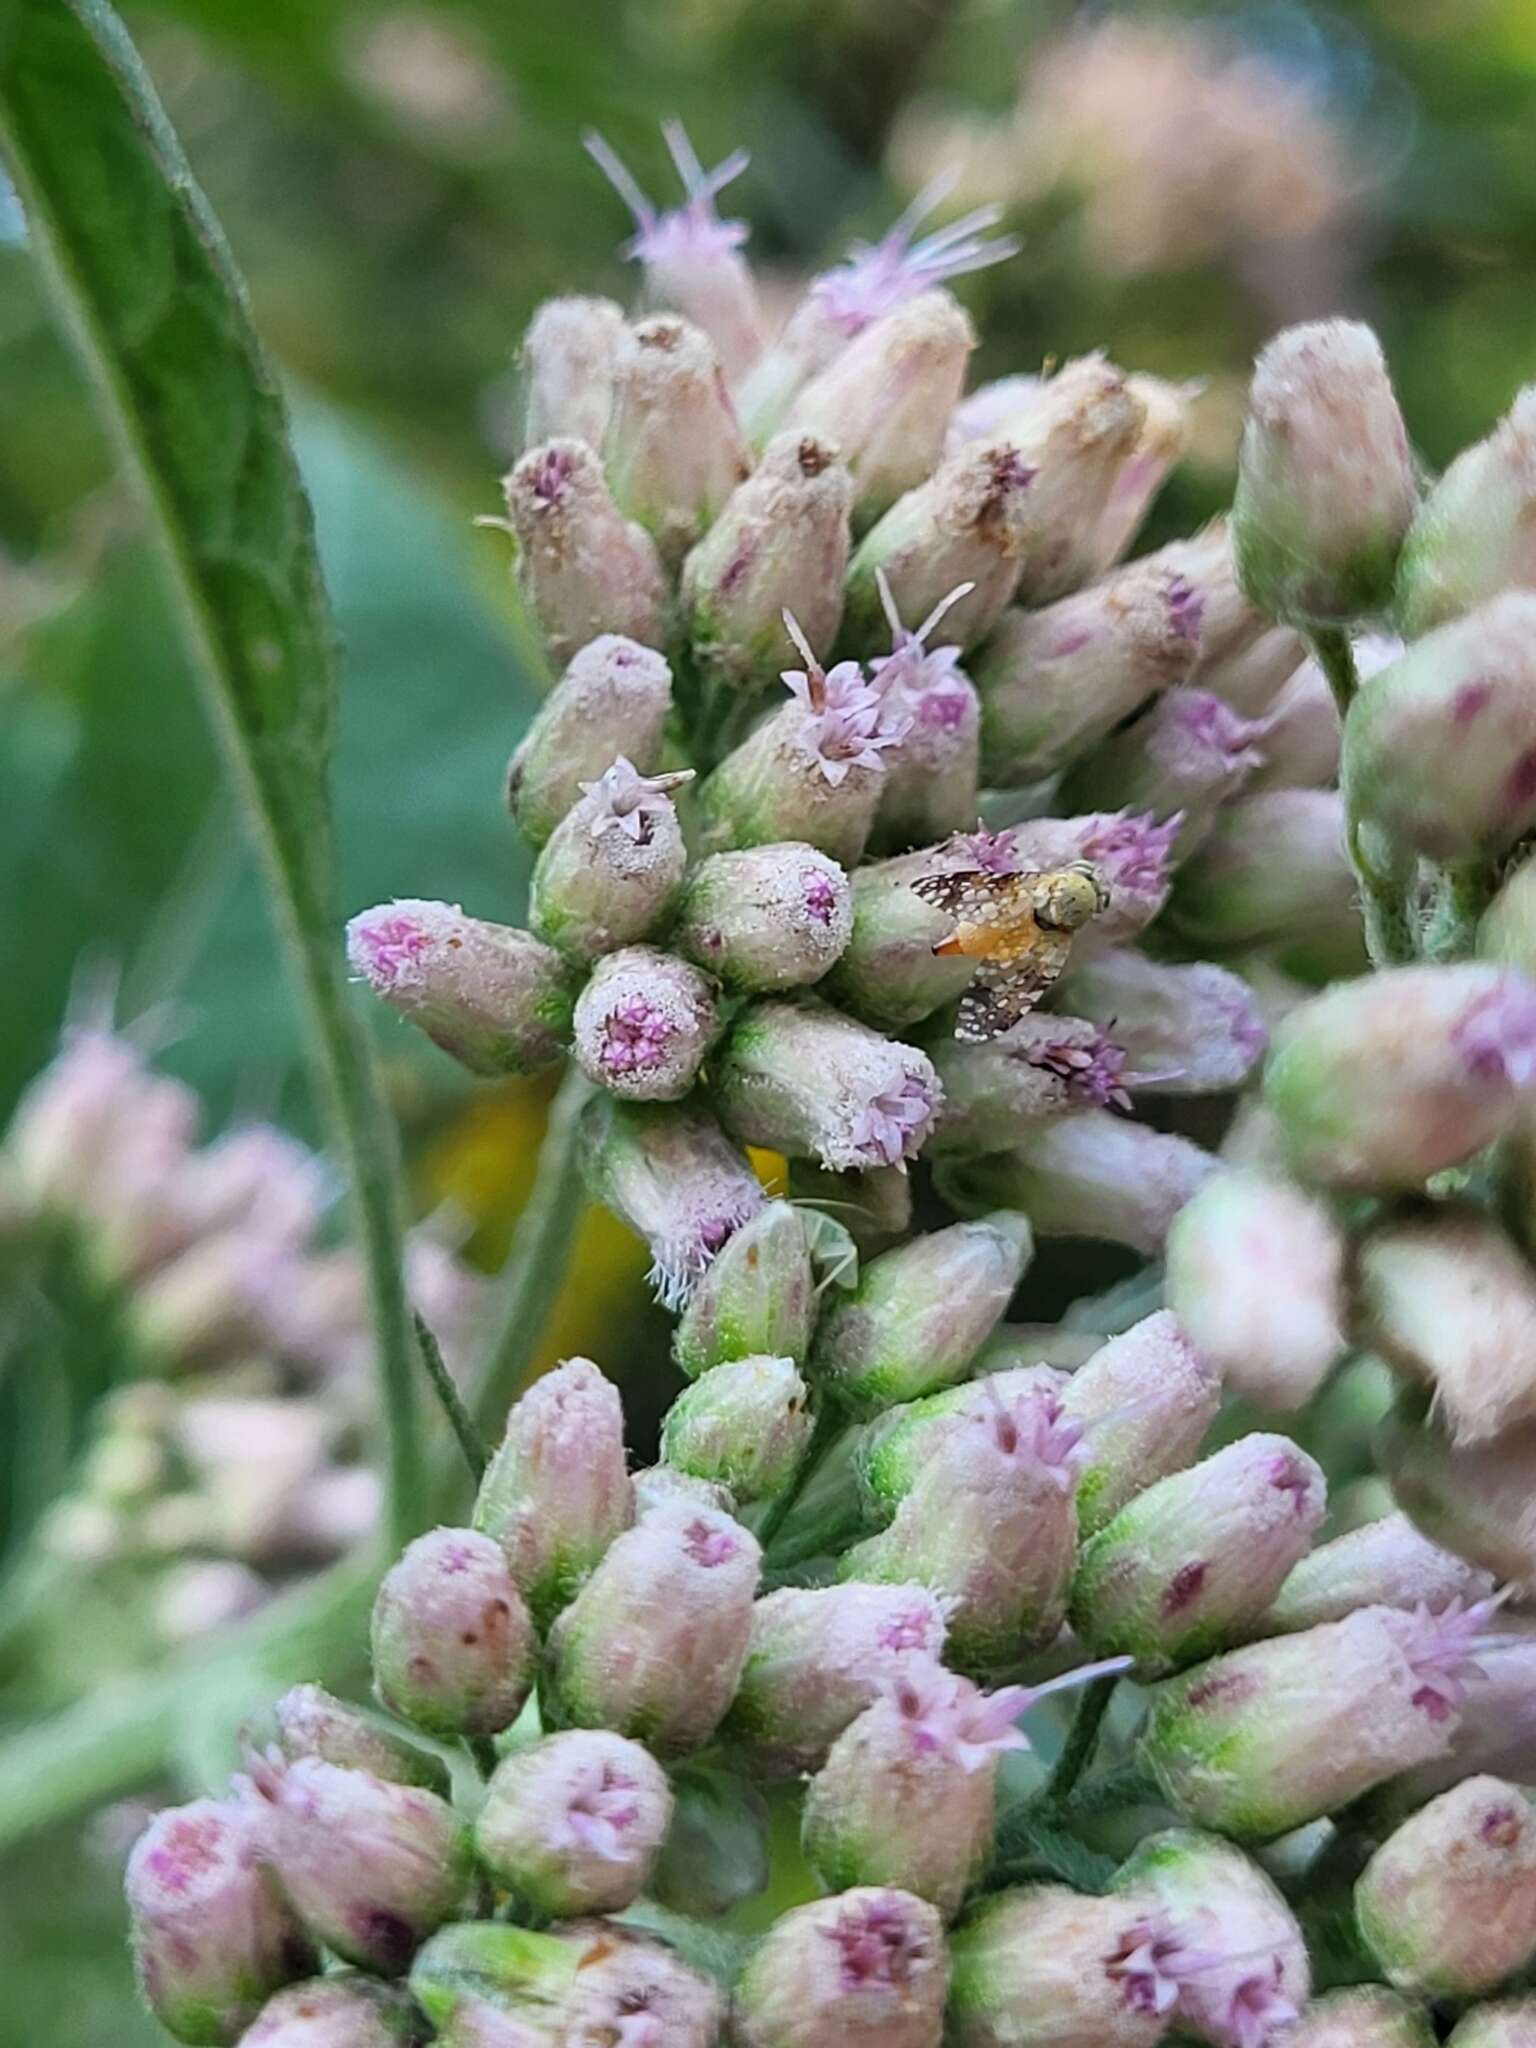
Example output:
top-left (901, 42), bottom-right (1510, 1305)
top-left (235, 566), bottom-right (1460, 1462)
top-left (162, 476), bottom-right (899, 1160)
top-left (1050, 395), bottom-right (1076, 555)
top-left (1421, 860), bottom-right (1494, 965)
top-left (414, 1311), bottom-right (488, 1482)
top-left (471, 1067), bottom-right (593, 1438)
top-left (1307, 625), bottom-right (1360, 718)
top-left (1347, 817), bottom-right (1419, 968)
top-left (1044, 1675), bottom-right (1118, 1801)
top-left (466, 1734), bottom-right (500, 1779)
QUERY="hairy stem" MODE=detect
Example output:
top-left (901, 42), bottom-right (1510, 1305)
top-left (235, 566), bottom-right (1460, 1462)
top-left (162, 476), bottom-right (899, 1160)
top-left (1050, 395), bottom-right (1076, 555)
top-left (1044, 1675), bottom-right (1118, 1801)
top-left (415, 1311), bottom-right (488, 1482)
top-left (1307, 624), bottom-right (1360, 718)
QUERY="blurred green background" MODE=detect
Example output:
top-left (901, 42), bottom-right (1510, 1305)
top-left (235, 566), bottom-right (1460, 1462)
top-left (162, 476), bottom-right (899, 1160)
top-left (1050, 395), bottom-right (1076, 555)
top-left (5, 0), bottom-right (1536, 2037)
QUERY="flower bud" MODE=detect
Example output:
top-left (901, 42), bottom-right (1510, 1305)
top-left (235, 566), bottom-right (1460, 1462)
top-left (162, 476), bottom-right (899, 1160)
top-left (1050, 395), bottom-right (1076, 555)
top-left (1264, 965), bottom-right (1536, 1189)
top-left (671, 1199), bottom-right (815, 1376)
top-left (1378, 1391), bottom-right (1536, 1591)
top-left (245, 1753), bottom-right (473, 1974)
top-left (695, 640), bottom-right (902, 867)
top-left (474, 1728), bottom-right (672, 1917)
top-left (473, 1356), bottom-right (633, 1631)
top-left (571, 946), bottom-right (721, 1101)
top-left (1262, 1511), bottom-right (1493, 1638)
top-left (1142, 1601), bottom-right (1498, 1839)
top-left (1232, 320), bottom-right (1417, 627)
top-left (1447, 2001), bottom-right (1536, 2048)
top-left (346, 902), bottom-right (574, 1077)
top-left (631, 1463), bottom-right (735, 1518)
top-left (714, 1000), bottom-right (941, 1174)
top-left (853, 1364), bottom-right (1066, 1521)
top-left (841, 1382), bottom-right (1084, 1669)
top-left (809, 1213), bottom-right (1031, 1413)
top-left (936, 1111), bottom-right (1215, 1257)
top-left (1287, 1990), bottom-right (1437, 2048)
top-left (1170, 789), bottom-right (1361, 966)
top-left (1166, 1169), bottom-right (1347, 1412)
top-left (544, 1502), bottom-right (760, 1755)
top-left (1058, 1310), bottom-right (1223, 1537)
top-left (661, 1353), bottom-right (813, 1501)
top-left (783, 289), bottom-right (975, 521)
top-left (823, 843), bottom-right (991, 1030)
top-left (926, 1014), bottom-right (1134, 1151)
top-left (650, 1761), bottom-right (769, 1918)
top-left (528, 758), bottom-right (691, 965)
top-left (1357, 1776), bottom-right (1536, 1996)
top-left (680, 432), bottom-right (853, 695)
top-left (505, 635), bottom-right (672, 847)
top-left (1086, 372), bottom-right (1199, 575)
top-left (1359, 1211), bottom-right (1536, 1444)
top-left (501, 440), bottom-right (666, 668)
top-left (947, 1884), bottom-right (1170, 2048)
top-left (974, 556), bottom-right (1204, 785)
top-left (865, 583), bottom-right (983, 850)
top-left (407, 1919), bottom-right (584, 2040)
top-left (720, 1581), bottom-right (950, 1778)
top-left (672, 843), bottom-right (852, 995)
top-left (602, 314), bottom-right (751, 566)
top-left (237, 1975), bottom-right (418, 2047)
top-left (1060, 948), bottom-right (1267, 1097)
top-left (519, 294), bottom-right (626, 450)
top-left (1062, 687), bottom-right (1270, 857)
top-left (1159, 521), bottom-right (1276, 700)
top-left (126, 1799), bottom-right (314, 2044)
top-left (733, 1887), bottom-right (949, 2048)
top-left (5, 1027), bottom-right (192, 1220)
top-left (1071, 1435), bottom-right (1326, 1676)
top-left (1398, 386), bottom-right (1536, 636)
top-left (1110, 1828), bottom-right (1310, 2048)
top-left (272, 1684), bottom-right (449, 1797)
top-left (1349, 600), bottom-right (1536, 879)
top-left (801, 1661), bottom-right (1038, 1917)
top-left (370, 1527), bottom-right (535, 1740)
top-left (586, 121), bottom-right (764, 379)
top-left (579, 1093), bottom-right (766, 1309)
top-left (544, 1920), bottom-right (724, 2047)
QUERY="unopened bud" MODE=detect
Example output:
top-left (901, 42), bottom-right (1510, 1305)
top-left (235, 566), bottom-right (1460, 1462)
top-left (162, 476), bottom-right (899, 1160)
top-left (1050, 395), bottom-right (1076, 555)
top-left (1343, 593), bottom-right (1536, 864)
top-left (733, 1887), bottom-right (949, 2048)
top-left (671, 1199), bottom-right (815, 1377)
top-left (809, 1213), bottom-right (1031, 1413)
top-left (681, 431), bottom-right (853, 695)
top-left (865, 583), bottom-right (982, 849)
top-left (126, 1799), bottom-right (314, 2044)
top-left (1358, 1776), bottom-right (1536, 1996)
top-left (407, 1919), bottom-right (583, 2040)
top-left (528, 757), bottom-right (691, 964)
top-left (1287, 1989), bottom-right (1437, 2048)
top-left (721, 1581), bottom-right (950, 1778)
top-left (1059, 1310), bottom-right (1223, 1537)
top-left (947, 1883), bottom-right (1171, 2048)
top-left (519, 294), bottom-right (626, 449)
top-left (651, 1761), bottom-right (770, 1919)
top-left (544, 1502), bottom-right (760, 1755)
top-left (505, 635), bottom-right (672, 847)
top-left (1086, 371), bottom-right (1199, 574)
top-left (545, 1919), bottom-right (724, 2047)
top-left (501, 439), bottom-right (666, 668)
top-left (1233, 320), bottom-right (1417, 627)
top-left (1142, 1601), bottom-right (1496, 1839)
top-left (937, 1110), bottom-right (1215, 1257)
top-left (346, 902), bottom-right (574, 1077)
top-left (474, 1728), bottom-right (672, 1917)
top-left (974, 556), bottom-right (1203, 785)
top-left (245, 1754), bottom-right (472, 1975)
top-left (1158, 521), bottom-right (1276, 700)
top-left (715, 999), bottom-right (941, 1174)
top-left (1166, 1170), bottom-right (1347, 1412)
top-left (272, 1685), bottom-right (448, 1798)
top-left (696, 642), bottom-right (902, 867)
top-left (579, 1093), bottom-right (766, 1310)
top-left (603, 314), bottom-right (751, 566)
top-left (1398, 386), bottom-right (1536, 636)
top-left (1071, 1436), bottom-right (1325, 1677)
top-left (673, 843), bottom-right (853, 994)
top-left (473, 1356), bottom-right (633, 1630)
top-left (853, 1364), bottom-right (1065, 1522)
top-left (784, 290), bottom-right (975, 521)
top-left (661, 1353), bottom-right (813, 1500)
top-left (1378, 1391), bottom-right (1536, 1592)
top-left (823, 843), bottom-right (991, 1031)
top-left (1059, 948), bottom-right (1267, 1097)
top-left (1264, 965), bottom-right (1536, 1189)
top-left (1448, 2003), bottom-right (1536, 2048)
top-left (370, 1528), bottom-right (535, 1739)
top-left (926, 1014), bottom-right (1134, 1152)
top-left (586, 121), bottom-right (764, 379)
top-left (1261, 1511), bottom-right (1493, 1637)
top-left (571, 946), bottom-right (721, 1101)
top-left (238, 1976), bottom-right (418, 2047)
top-left (1171, 789), bottom-right (1361, 968)
top-left (1062, 687), bottom-right (1269, 858)
top-left (631, 1463), bottom-right (735, 1518)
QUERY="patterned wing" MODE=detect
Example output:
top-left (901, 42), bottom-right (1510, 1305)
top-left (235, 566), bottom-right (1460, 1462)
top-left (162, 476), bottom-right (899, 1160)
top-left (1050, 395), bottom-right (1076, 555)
top-left (909, 868), bottom-right (1013, 922)
top-left (954, 929), bottom-right (1074, 1043)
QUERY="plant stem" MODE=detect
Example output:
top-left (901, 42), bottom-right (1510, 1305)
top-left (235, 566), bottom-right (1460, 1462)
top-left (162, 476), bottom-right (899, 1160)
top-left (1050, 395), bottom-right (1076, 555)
top-left (1044, 1675), bottom-right (1118, 1801)
top-left (1307, 625), bottom-right (1360, 718)
top-left (415, 1311), bottom-right (488, 1482)
top-left (467, 1734), bottom-right (500, 1779)
top-left (471, 1067), bottom-right (593, 1438)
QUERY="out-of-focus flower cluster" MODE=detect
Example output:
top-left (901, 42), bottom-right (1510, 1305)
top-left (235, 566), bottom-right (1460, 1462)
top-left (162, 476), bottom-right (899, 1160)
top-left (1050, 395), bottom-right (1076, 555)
top-left (126, 119), bottom-right (1536, 2048)
top-left (0, 1028), bottom-right (484, 1645)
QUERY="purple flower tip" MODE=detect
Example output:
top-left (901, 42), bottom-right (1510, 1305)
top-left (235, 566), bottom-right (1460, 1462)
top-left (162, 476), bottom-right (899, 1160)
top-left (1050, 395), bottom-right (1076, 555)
top-left (1083, 811), bottom-right (1180, 898)
top-left (601, 997), bottom-right (674, 1074)
top-left (803, 870), bottom-right (838, 925)
top-left (849, 1072), bottom-right (938, 1168)
top-left (1388, 1591), bottom-right (1509, 1722)
top-left (1022, 1029), bottom-right (1133, 1111)
top-left (1172, 690), bottom-right (1270, 769)
top-left (682, 1517), bottom-right (740, 1569)
top-left (579, 756), bottom-right (694, 844)
top-left (347, 907), bottom-right (434, 993)
top-left (584, 120), bottom-right (750, 267)
top-left (977, 1383), bottom-right (1088, 1490)
top-left (526, 444), bottom-right (580, 506)
top-left (781, 627), bottom-right (906, 789)
top-left (886, 1661), bottom-right (1032, 1773)
top-left (945, 827), bottom-right (1021, 876)
top-left (1166, 575), bottom-right (1205, 646)
top-left (562, 1760), bottom-right (643, 1862)
top-left (821, 1896), bottom-right (924, 1990)
top-left (810, 172), bottom-right (1019, 337)
top-left (1452, 977), bottom-right (1536, 1092)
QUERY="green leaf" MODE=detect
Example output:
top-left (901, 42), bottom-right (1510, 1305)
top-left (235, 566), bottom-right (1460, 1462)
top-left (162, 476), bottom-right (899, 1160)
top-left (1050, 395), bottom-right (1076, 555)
top-left (0, 0), bottom-right (426, 1537)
